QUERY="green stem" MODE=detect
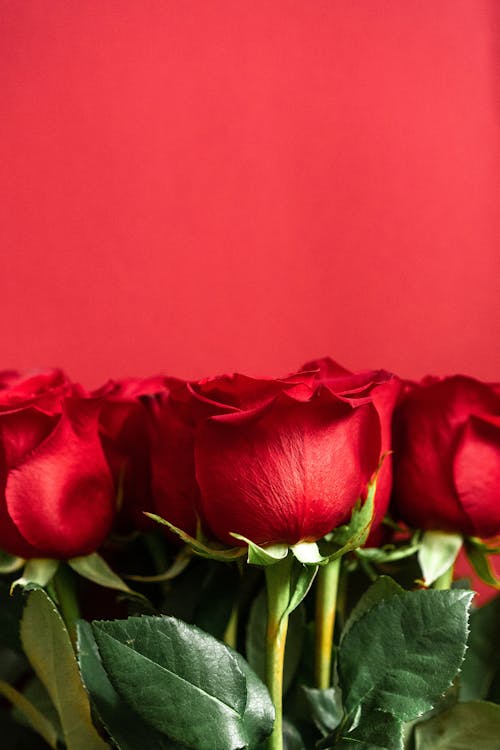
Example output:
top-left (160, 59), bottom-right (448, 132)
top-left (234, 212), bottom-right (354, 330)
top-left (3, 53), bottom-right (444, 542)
top-left (315, 557), bottom-right (341, 690)
top-left (223, 602), bottom-right (239, 649)
top-left (53, 564), bottom-right (80, 646)
top-left (265, 555), bottom-right (293, 750)
top-left (433, 563), bottom-right (454, 590)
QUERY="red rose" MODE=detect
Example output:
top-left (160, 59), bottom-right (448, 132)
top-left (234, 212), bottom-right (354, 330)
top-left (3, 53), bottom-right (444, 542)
top-left (94, 376), bottom-right (166, 530)
top-left (392, 375), bottom-right (500, 538)
top-left (301, 358), bottom-right (401, 539)
top-left (0, 370), bottom-right (115, 559)
top-left (150, 366), bottom-right (382, 547)
top-left (149, 371), bottom-right (323, 542)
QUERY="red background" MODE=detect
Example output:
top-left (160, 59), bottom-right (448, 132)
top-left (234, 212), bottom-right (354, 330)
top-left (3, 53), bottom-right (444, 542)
top-left (1, 1), bottom-right (499, 388)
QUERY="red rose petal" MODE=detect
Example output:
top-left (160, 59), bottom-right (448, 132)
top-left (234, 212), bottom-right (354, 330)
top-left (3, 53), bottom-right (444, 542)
top-left (0, 408), bottom-right (57, 468)
top-left (453, 416), bottom-right (500, 539)
top-left (5, 400), bottom-right (115, 558)
top-left (0, 487), bottom-right (43, 558)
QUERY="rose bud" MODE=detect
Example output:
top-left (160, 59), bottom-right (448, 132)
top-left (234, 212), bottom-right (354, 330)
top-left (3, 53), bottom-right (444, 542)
top-left (392, 375), bottom-right (500, 538)
top-left (0, 370), bottom-right (115, 559)
top-left (93, 376), bottom-right (166, 531)
top-left (192, 370), bottom-right (382, 547)
top-left (301, 358), bottom-right (401, 541)
top-left (148, 370), bottom-right (322, 542)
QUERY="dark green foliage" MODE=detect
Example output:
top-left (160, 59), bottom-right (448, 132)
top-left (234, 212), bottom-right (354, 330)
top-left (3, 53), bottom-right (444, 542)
top-left (81, 615), bottom-right (274, 750)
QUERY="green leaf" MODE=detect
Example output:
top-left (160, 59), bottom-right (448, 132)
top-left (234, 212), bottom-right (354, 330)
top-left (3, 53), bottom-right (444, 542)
top-left (301, 687), bottom-right (343, 735)
top-left (11, 558), bottom-right (59, 592)
top-left (339, 589), bottom-right (472, 722)
top-left (414, 700), bottom-right (500, 749)
top-left (460, 595), bottom-right (500, 701)
top-left (333, 709), bottom-right (404, 750)
top-left (465, 542), bottom-right (500, 589)
top-left (230, 649), bottom-right (275, 750)
top-left (146, 513), bottom-right (246, 562)
top-left (92, 615), bottom-right (274, 750)
top-left (20, 587), bottom-right (109, 750)
top-left (341, 576), bottom-right (403, 641)
top-left (77, 620), bottom-right (179, 750)
top-left (0, 679), bottom-right (58, 749)
top-left (418, 531), bottom-right (462, 586)
top-left (68, 553), bottom-right (142, 597)
top-left (246, 590), bottom-right (305, 694)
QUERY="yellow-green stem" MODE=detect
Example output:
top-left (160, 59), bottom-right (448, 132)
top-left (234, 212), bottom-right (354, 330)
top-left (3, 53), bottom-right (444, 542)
top-left (315, 557), bottom-right (341, 689)
top-left (265, 555), bottom-right (293, 750)
top-left (223, 602), bottom-right (239, 649)
top-left (433, 563), bottom-right (454, 590)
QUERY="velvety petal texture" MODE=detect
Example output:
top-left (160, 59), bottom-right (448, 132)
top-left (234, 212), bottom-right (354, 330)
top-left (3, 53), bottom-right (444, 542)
top-left (148, 372), bottom-right (319, 542)
top-left (195, 390), bottom-right (381, 546)
top-left (149, 363), bottom-right (387, 547)
top-left (0, 368), bottom-right (71, 413)
top-left (0, 371), bottom-right (116, 558)
top-left (392, 376), bottom-right (500, 538)
top-left (301, 358), bottom-right (401, 539)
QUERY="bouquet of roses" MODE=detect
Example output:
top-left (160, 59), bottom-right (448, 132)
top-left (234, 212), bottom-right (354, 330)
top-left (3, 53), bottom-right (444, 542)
top-left (0, 359), bottom-right (499, 750)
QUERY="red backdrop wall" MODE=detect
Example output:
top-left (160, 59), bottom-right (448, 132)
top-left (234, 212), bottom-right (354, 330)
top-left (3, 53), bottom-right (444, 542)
top-left (1, 1), bottom-right (499, 387)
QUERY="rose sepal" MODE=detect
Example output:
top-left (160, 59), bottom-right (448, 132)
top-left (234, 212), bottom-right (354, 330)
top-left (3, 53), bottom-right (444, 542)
top-left (0, 550), bottom-right (25, 575)
top-left (145, 512), bottom-right (247, 562)
top-left (10, 552), bottom-right (145, 601)
top-left (145, 465), bottom-right (378, 572)
top-left (318, 471), bottom-right (378, 562)
top-left (356, 534), bottom-right (421, 564)
top-left (11, 558), bottom-right (60, 593)
top-left (68, 552), bottom-right (145, 599)
top-left (229, 535), bottom-right (290, 566)
top-left (125, 545), bottom-right (192, 583)
top-left (466, 536), bottom-right (500, 555)
top-left (465, 537), bottom-right (500, 589)
top-left (416, 530), bottom-right (463, 587)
